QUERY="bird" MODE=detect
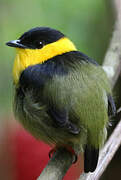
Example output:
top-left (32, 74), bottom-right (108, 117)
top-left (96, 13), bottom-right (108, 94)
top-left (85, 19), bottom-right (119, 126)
top-left (6, 27), bottom-right (116, 173)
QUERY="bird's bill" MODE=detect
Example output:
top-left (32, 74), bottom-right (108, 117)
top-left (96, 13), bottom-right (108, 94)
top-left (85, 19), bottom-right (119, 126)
top-left (6, 40), bottom-right (26, 48)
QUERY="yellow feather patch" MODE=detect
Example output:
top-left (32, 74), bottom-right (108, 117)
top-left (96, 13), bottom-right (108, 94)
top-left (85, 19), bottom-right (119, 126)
top-left (13, 37), bottom-right (77, 85)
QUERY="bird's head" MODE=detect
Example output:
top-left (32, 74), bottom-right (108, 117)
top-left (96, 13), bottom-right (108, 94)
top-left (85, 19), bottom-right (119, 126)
top-left (6, 27), bottom-right (66, 49)
top-left (6, 27), bottom-right (77, 60)
top-left (6, 27), bottom-right (77, 84)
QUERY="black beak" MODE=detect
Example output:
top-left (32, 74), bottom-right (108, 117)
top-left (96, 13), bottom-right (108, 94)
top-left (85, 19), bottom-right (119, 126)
top-left (6, 40), bottom-right (27, 48)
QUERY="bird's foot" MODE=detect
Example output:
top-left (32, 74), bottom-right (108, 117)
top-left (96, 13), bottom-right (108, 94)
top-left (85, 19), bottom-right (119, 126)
top-left (49, 146), bottom-right (58, 158)
top-left (48, 145), bottom-right (78, 164)
top-left (63, 145), bottom-right (78, 163)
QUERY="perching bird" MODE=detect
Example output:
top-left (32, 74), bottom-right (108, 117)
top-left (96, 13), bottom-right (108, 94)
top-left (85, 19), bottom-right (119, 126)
top-left (6, 27), bottom-right (116, 173)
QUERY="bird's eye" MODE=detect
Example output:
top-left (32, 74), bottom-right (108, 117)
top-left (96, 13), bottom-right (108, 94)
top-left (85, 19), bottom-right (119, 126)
top-left (37, 41), bottom-right (43, 49)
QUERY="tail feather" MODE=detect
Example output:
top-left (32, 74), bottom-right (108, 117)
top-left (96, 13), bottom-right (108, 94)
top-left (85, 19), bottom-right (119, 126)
top-left (84, 145), bottom-right (99, 173)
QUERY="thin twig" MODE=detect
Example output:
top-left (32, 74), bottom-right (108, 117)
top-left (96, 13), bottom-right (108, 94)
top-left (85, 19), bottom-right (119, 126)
top-left (37, 0), bottom-right (121, 179)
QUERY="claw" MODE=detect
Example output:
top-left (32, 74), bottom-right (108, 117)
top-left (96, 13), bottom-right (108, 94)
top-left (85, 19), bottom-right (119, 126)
top-left (63, 145), bottom-right (78, 164)
top-left (72, 153), bottom-right (78, 164)
top-left (48, 147), bottom-right (57, 158)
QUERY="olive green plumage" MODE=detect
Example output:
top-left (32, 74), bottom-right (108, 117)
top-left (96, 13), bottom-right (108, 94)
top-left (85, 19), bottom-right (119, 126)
top-left (6, 27), bottom-right (116, 173)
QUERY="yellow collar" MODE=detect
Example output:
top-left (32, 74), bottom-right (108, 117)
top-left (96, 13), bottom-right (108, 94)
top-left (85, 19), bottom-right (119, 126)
top-left (13, 37), bottom-right (77, 85)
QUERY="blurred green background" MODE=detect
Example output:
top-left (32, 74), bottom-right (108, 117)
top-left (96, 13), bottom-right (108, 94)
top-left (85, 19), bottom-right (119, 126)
top-left (0, 0), bottom-right (120, 179)
top-left (0, 0), bottom-right (114, 116)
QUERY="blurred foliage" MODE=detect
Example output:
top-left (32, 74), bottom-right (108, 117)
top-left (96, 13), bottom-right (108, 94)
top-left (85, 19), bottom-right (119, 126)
top-left (0, 0), bottom-right (114, 115)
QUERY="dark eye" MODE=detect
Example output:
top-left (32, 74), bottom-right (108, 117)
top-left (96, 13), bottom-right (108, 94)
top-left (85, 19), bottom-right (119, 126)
top-left (36, 41), bottom-right (43, 49)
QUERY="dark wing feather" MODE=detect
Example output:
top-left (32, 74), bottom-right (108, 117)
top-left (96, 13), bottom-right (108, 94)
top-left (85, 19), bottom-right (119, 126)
top-left (48, 107), bottom-right (80, 135)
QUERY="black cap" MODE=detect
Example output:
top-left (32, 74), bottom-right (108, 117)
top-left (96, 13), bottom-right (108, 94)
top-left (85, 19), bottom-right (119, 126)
top-left (6, 27), bottom-right (65, 49)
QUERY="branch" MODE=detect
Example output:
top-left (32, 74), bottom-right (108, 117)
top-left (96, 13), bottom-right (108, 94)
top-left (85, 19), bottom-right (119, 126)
top-left (37, 148), bottom-right (73, 180)
top-left (37, 0), bottom-right (121, 180)
top-left (103, 0), bottom-right (121, 86)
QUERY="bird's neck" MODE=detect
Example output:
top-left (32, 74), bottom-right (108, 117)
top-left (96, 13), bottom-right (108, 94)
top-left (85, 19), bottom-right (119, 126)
top-left (13, 37), bottom-right (77, 85)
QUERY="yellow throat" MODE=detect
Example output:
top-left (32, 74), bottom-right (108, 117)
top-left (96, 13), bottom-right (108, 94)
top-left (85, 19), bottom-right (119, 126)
top-left (13, 37), bottom-right (77, 85)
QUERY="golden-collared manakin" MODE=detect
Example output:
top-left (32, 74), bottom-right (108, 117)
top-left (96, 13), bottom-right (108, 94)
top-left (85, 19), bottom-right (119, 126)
top-left (6, 27), bottom-right (116, 172)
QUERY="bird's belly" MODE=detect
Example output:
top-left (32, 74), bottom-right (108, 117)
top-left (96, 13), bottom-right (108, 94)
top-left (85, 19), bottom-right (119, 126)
top-left (13, 88), bottom-right (83, 147)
